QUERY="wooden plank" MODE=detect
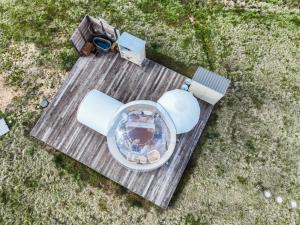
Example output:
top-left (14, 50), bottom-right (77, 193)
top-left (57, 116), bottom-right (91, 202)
top-left (70, 15), bottom-right (120, 55)
top-left (31, 52), bottom-right (213, 208)
top-left (89, 16), bottom-right (120, 41)
top-left (70, 16), bottom-right (90, 54)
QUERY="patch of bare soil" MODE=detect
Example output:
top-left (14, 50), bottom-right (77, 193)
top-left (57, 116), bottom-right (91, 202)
top-left (0, 76), bottom-right (22, 111)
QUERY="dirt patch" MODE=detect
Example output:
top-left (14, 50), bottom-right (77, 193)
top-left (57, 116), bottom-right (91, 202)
top-left (0, 76), bottom-right (22, 111)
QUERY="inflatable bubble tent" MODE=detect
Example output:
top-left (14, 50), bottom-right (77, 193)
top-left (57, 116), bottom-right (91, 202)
top-left (77, 89), bottom-right (200, 171)
top-left (106, 100), bottom-right (176, 171)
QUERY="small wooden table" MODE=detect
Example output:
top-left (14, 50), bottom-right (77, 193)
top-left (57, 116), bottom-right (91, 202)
top-left (31, 52), bottom-right (213, 208)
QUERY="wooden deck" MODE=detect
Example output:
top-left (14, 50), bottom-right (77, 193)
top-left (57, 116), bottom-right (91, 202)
top-left (30, 52), bottom-right (213, 208)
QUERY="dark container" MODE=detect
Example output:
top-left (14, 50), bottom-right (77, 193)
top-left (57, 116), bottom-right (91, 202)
top-left (93, 37), bottom-right (112, 53)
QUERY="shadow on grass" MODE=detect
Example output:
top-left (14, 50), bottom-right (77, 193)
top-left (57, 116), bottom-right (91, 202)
top-left (147, 48), bottom-right (198, 77)
top-left (169, 107), bottom-right (220, 207)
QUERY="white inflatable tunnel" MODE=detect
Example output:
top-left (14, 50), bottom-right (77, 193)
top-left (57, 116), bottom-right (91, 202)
top-left (77, 90), bottom-right (124, 136)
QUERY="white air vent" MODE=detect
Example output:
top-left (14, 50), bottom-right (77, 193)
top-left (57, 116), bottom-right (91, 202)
top-left (189, 67), bottom-right (230, 105)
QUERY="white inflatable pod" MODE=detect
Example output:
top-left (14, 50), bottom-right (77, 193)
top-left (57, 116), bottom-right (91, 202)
top-left (77, 90), bottom-right (123, 136)
top-left (157, 89), bottom-right (200, 134)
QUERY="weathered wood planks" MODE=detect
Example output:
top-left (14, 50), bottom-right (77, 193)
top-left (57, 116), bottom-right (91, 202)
top-left (30, 52), bottom-right (213, 208)
top-left (70, 16), bottom-right (120, 55)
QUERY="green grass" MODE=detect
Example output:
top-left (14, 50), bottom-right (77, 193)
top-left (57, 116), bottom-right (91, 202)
top-left (0, 0), bottom-right (300, 224)
top-left (184, 213), bottom-right (209, 225)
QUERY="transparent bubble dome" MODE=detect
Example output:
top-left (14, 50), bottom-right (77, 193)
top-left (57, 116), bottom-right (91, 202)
top-left (107, 100), bottom-right (177, 171)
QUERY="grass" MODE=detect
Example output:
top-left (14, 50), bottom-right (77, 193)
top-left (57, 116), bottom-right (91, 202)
top-left (0, 0), bottom-right (299, 224)
top-left (184, 213), bottom-right (209, 225)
